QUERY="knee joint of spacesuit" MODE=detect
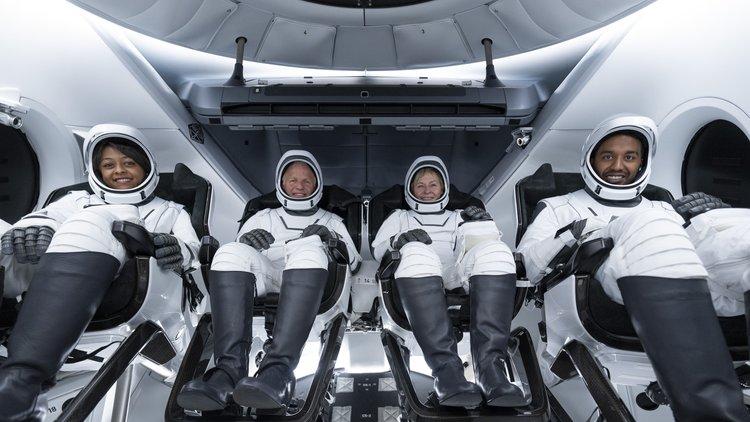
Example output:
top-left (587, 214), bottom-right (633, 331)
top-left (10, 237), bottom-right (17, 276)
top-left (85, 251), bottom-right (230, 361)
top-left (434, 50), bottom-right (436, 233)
top-left (285, 235), bottom-right (329, 271)
top-left (466, 240), bottom-right (516, 277)
top-left (394, 241), bottom-right (442, 279)
top-left (211, 241), bottom-right (264, 273)
top-left (603, 207), bottom-right (706, 280)
top-left (47, 205), bottom-right (140, 263)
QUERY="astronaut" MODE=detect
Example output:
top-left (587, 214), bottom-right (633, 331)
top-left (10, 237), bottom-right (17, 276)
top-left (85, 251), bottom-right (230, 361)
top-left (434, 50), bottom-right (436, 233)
top-left (178, 150), bottom-right (361, 411)
top-left (371, 156), bottom-right (525, 408)
top-left (517, 115), bottom-right (750, 421)
top-left (0, 124), bottom-right (200, 421)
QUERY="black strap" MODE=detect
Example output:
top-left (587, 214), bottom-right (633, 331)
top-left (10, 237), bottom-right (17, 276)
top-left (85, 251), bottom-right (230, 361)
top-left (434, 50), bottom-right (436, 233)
top-left (65, 341), bottom-right (120, 364)
top-left (180, 269), bottom-right (204, 313)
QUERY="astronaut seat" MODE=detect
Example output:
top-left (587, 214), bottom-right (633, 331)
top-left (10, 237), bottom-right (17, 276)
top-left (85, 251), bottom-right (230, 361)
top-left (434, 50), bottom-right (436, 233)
top-left (0, 162), bottom-right (211, 420)
top-left (370, 184), bottom-right (549, 421)
top-left (515, 163), bottom-right (748, 420)
top-left (166, 184), bottom-right (360, 421)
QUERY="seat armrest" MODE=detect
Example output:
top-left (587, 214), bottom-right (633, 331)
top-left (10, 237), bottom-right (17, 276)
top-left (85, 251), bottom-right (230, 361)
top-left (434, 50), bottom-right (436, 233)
top-left (327, 238), bottom-right (350, 266)
top-left (112, 221), bottom-right (154, 256)
top-left (199, 235), bottom-right (219, 266)
top-left (514, 252), bottom-right (527, 280)
top-left (531, 237), bottom-right (614, 307)
top-left (376, 250), bottom-right (401, 281)
top-left (572, 238), bottom-right (614, 275)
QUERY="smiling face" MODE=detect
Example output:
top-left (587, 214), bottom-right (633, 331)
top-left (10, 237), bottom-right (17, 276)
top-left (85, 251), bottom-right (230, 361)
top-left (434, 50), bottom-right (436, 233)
top-left (411, 167), bottom-right (445, 202)
top-left (282, 161), bottom-right (317, 198)
top-left (98, 145), bottom-right (146, 190)
top-left (591, 133), bottom-right (644, 185)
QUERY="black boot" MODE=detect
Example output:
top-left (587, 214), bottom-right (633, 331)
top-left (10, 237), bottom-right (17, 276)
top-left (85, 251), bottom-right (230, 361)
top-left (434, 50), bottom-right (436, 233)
top-left (0, 252), bottom-right (120, 421)
top-left (233, 268), bottom-right (328, 409)
top-left (470, 275), bottom-right (527, 407)
top-left (177, 271), bottom-right (254, 411)
top-left (397, 276), bottom-right (483, 407)
top-left (618, 276), bottom-right (750, 422)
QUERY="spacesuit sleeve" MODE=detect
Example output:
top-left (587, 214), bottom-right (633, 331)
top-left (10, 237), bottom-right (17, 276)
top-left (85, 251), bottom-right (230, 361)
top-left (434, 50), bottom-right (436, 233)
top-left (516, 202), bottom-right (571, 285)
top-left (11, 191), bottom-right (84, 231)
top-left (330, 219), bottom-right (362, 271)
top-left (171, 208), bottom-right (200, 270)
top-left (371, 212), bottom-right (403, 262)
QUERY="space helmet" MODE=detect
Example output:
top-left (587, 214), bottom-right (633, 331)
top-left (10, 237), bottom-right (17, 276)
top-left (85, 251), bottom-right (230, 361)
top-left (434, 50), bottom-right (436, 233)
top-left (275, 150), bottom-right (323, 211)
top-left (83, 124), bottom-right (159, 204)
top-left (404, 156), bottom-right (449, 213)
top-left (581, 115), bottom-right (657, 201)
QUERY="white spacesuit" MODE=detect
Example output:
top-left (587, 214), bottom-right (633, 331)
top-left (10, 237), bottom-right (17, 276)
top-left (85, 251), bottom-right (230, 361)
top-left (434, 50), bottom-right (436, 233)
top-left (0, 124), bottom-right (200, 421)
top-left (178, 150), bottom-right (361, 412)
top-left (371, 156), bottom-right (526, 408)
top-left (517, 115), bottom-right (750, 422)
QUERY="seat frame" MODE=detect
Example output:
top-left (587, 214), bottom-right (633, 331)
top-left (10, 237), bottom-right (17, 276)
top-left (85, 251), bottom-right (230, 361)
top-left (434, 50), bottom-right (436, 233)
top-left (166, 186), bottom-right (358, 420)
top-left (370, 185), bottom-right (549, 420)
top-left (515, 163), bottom-right (748, 421)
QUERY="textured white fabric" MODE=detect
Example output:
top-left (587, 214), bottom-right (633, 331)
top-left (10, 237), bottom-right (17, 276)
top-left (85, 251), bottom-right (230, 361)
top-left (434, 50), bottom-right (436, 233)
top-left (211, 241), bottom-right (280, 296)
top-left (285, 235), bottom-right (329, 270)
top-left (393, 241), bottom-right (443, 280)
top-left (594, 208), bottom-right (707, 304)
top-left (2, 191), bottom-right (200, 297)
top-left (373, 209), bottom-right (514, 290)
top-left (517, 189), bottom-right (678, 285)
top-left (47, 204), bottom-right (139, 262)
top-left (686, 208), bottom-right (750, 316)
top-left (219, 206), bottom-right (362, 295)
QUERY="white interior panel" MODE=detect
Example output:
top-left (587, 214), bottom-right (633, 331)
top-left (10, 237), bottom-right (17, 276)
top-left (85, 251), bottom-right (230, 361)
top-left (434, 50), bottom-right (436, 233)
top-left (454, 5), bottom-right (520, 59)
top-left (517, 0), bottom-right (598, 38)
top-left (67, 0), bottom-right (652, 70)
top-left (72, 0), bottom-right (157, 20)
top-left (394, 19), bottom-right (472, 68)
top-left (125, 0), bottom-right (204, 38)
top-left (561, 0), bottom-right (645, 22)
top-left (205, 4), bottom-right (274, 60)
top-left (256, 18), bottom-right (336, 68)
top-left (489, 0), bottom-right (560, 50)
top-left (164, 1), bottom-right (237, 50)
top-left (333, 26), bottom-right (397, 70)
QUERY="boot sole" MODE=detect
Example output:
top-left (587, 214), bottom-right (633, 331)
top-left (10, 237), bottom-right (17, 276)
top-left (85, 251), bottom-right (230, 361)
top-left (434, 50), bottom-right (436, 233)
top-left (176, 390), bottom-right (227, 412)
top-left (233, 385), bottom-right (286, 409)
top-left (439, 391), bottom-right (483, 408)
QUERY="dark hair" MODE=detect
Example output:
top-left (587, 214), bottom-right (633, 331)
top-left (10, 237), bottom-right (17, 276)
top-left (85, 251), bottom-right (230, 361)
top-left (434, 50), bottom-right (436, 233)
top-left (592, 129), bottom-right (648, 158)
top-left (92, 138), bottom-right (151, 180)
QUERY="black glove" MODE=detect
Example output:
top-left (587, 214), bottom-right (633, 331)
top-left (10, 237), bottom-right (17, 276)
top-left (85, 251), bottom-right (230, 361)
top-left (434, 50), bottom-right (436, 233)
top-left (151, 233), bottom-right (183, 271)
top-left (240, 228), bottom-right (275, 251)
top-left (460, 205), bottom-right (492, 222)
top-left (301, 224), bottom-right (336, 243)
top-left (391, 229), bottom-right (432, 250)
top-left (673, 192), bottom-right (730, 222)
top-left (1, 225), bottom-right (55, 264)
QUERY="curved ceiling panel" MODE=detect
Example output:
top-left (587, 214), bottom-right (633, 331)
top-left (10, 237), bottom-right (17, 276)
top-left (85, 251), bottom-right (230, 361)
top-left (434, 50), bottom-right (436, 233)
top-left (67, 0), bottom-right (654, 70)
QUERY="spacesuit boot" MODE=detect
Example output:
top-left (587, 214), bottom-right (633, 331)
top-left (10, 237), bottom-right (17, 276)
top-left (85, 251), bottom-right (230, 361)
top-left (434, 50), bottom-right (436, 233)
top-left (618, 276), bottom-right (750, 422)
top-left (0, 252), bottom-right (120, 422)
top-left (233, 268), bottom-right (328, 409)
top-left (177, 271), bottom-right (254, 411)
top-left (397, 276), bottom-right (483, 407)
top-left (469, 274), bottom-right (527, 407)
